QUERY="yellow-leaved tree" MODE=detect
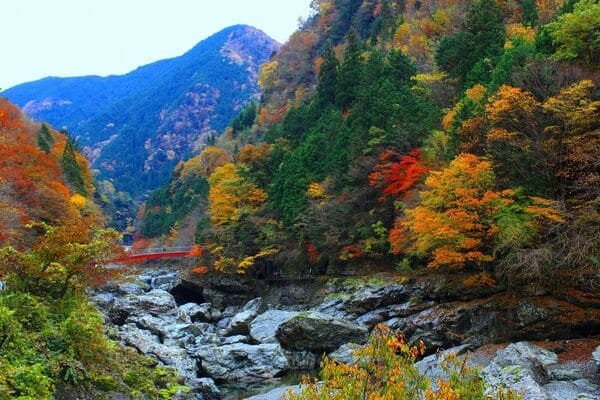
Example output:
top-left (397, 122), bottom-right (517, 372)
top-left (394, 153), bottom-right (562, 269)
top-left (207, 163), bottom-right (266, 226)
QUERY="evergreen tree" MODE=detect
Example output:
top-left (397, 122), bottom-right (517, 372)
top-left (61, 137), bottom-right (87, 196)
top-left (435, 0), bottom-right (506, 82)
top-left (316, 42), bottom-right (339, 107)
top-left (336, 29), bottom-right (364, 109)
top-left (37, 124), bottom-right (54, 154)
top-left (520, 0), bottom-right (539, 26)
top-left (387, 49), bottom-right (417, 88)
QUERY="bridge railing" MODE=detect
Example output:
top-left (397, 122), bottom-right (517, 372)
top-left (129, 247), bottom-right (194, 255)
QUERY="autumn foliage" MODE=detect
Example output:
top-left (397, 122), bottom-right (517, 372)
top-left (370, 149), bottom-right (430, 201)
top-left (0, 100), bottom-right (97, 247)
top-left (396, 153), bottom-right (561, 268)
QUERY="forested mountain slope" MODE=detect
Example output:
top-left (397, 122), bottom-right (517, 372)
top-left (143, 0), bottom-right (599, 290)
top-left (2, 25), bottom-right (280, 196)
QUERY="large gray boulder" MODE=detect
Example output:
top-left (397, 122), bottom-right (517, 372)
top-left (250, 310), bottom-right (299, 343)
top-left (119, 323), bottom-right (198, 381)
top-left (483, 342), bottom-right (559, 400)
top-left (276, 312), bottom-right (368, 353)
top-left (226, 298), bottom-right (263, 335)
top-left (196, 342), bottom-right (288, 382)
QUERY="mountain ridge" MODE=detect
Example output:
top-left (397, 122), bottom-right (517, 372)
top-left (2, 24), bottom-right (280, 196)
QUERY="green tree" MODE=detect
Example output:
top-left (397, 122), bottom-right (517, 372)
top-left (336, 29), bottom-right (364, 109)
top-left (61, 137), bottom-right (87, 196)
top-left (435, 0), bottom-right (506, 82)
top-left (545, 0), bottom-right (600, 65)
top-left (316, 41), bottom-right (339, 107)
top-left (37, 123), bottom-right (54, 154)
top-left (520, 0), bottom-right (539, 26)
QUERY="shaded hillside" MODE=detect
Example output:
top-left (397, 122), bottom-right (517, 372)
top-left (2, 25), bottom-right (280, 196)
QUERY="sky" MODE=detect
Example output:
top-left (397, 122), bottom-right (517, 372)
top-left (0, 0), bottom-right (312, 90)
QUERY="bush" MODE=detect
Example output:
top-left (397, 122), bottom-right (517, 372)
top-left (285, 325), bottom-right (520, 400)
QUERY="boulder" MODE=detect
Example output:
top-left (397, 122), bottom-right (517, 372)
top-left (276, 312), bottom-right (368, 353)
top-left (284, 350), bottom-right (320, 370)
top-left (483, 342), bottom-right (558, 400)
top-left (415, 344), bottom-right (472, 389)
top-left (226, 298), bottom-right (263, 335)
top-left (190, 377), bottom-right (221, 400)
top-left (249, 310), bottom-right (299, 343)
top-left (131, 289), bottom-right (178, 316)
top-left (118, 323), bottom-right (197, 381)
top-left (119, 323), bottom-right (161, 354)
top-left (196, 342), bottom-right (289, 382)
top-left (316, 279), bottom-right (408, 319)
top-left (243, 385), bottom-right (302, 400)
top-left (593, 345), bottom-right (600, 368)
top-left (543, 379), bottom-right (600, 400)
top-left (329, 343), bottom-right (362, 365)
top-left (179, 302), bottom-right (222, 323)
top-left (150, 272), bottom-right (180, 291)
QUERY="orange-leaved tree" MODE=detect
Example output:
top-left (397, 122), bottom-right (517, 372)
top-left (394, 153), bottom-right (561, 268)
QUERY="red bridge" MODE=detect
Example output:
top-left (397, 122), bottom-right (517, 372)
top-left (109, 246), bottom-right (202, 263)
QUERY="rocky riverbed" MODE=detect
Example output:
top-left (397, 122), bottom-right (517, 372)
top-left (92, 267), bottom-right (600, 399)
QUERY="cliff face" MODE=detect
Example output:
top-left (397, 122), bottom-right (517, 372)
top-left (2, 25), bottom-right (280, 196)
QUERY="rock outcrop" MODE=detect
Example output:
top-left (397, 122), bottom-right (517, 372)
top-left (276, 312), bottom-right (369, 353)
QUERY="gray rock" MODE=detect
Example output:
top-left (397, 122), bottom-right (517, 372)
top-left (120, 323), bottom-right (161, 354)
top-left (593, 345), bottom-right (600, 368)
top-left (317, 280), bottom-right (408, 319)
top-left (151, 272), bottom-right (180, 291)
top-left (243, 385), bottom-right (302, 400)
top-left (415, 344), bottom-right (473, 389)
top-left (196, 342), bottom-right (288, 382)
top-left (179, 302), bottom-right (222, 323)
top-left (356, 300), bottom-right (435, 328)
top-left (222, 335), bottom-right (250, 345)
top-left (329, 343), bottom-right (362, 365)
top-left (483, 342), bottom-right (559, 400)
top-left (284, 350), bottom-right (320, 370)
top-left (543, 379), bottom-right (600, 400)
top-left (276, 312), bottom-right (368, 353)
top-left (137, 289), bottom-right (179, 315)
top-left (227, 298), bottom-right (263, 335)
top-left (190, 377), bottom-right (221, 400)
top-left (119, 323), bottom-right (197, 381)
top-left (250, 310), bottom-right (299, 344)
top-left (547, 364), bottom-right (588, 381)
top-left (128, 314), bottom-right (190, 340)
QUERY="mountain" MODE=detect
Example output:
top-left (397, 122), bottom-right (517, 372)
top-left (2, 25), bottom-right (280, 196)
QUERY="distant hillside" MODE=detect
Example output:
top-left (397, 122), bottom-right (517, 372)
top-left (2, 25), bottom-right (280, 196)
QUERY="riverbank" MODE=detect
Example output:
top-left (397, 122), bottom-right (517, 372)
top-left (92, 266), bottom-right (600, 399)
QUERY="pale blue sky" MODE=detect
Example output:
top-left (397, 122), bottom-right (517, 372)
top-left (1, 0), bottom-right (312, 89)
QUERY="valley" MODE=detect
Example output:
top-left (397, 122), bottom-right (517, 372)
top-left (1, 1), bottom-right (599, 399)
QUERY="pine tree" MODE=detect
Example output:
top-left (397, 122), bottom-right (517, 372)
top-left (316, 42), bottom-right (339, 107)
top-left (336, 29), bottom-right (364, 109)
top-left (61, 137), bottom-right (87, 196)
top-left (37, 123), bottom-right (54, 153)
